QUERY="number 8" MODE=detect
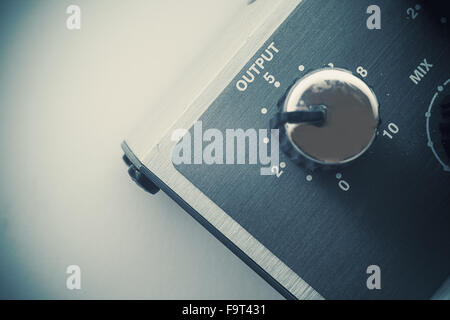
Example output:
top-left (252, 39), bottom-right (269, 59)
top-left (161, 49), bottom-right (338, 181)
top-left (357, 66), bottom-right (368, 78)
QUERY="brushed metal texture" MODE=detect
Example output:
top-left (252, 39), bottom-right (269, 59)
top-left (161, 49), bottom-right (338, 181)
top-left (124, 0), bottom-right (450, 299)
top-left (174, 0), bottom-right (450, 299)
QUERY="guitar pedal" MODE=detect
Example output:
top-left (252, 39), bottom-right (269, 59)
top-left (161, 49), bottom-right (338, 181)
top-left (123, 0), bottom-right (449, 299)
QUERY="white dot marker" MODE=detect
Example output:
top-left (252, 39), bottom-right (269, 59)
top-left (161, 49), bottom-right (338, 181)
top-left (306, 175), bottom-right (313, 182)
top-left (263, 137), bottom-right (269, 144)
top-left (261, 107), bottom-right (268, 115)
top-left (298, 65), bottom-right (305, 72)
top-left (328, 63), bottom-right (334, 68)
top-left (274, 81), bottom-right (280, 88)
top-left (336, 173), bottom-right (342, 179)
top-left (280, 162), bottom-right (286, 169)
top-left (438, 86), bottom-right (444, 92)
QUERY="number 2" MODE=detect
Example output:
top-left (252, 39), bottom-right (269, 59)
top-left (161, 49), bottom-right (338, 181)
top-left (271, 166), bottom-right (283, 178)
top-left (407, 8), bottom-right (418, 20)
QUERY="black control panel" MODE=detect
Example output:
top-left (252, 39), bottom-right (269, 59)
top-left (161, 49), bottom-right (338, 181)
top-left (174, 0), bottom-right (450, 299)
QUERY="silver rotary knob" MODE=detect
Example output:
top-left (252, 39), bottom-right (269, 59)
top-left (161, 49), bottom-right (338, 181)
top-left (271, 68), bottom-right (380, 169)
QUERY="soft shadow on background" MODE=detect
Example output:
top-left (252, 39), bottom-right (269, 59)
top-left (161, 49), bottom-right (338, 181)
top-left (0, 0), bottom-right (282, 299)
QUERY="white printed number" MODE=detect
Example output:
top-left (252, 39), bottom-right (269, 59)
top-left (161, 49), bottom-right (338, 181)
top-left (407, 7), bottom-right (419, 20)
top-left (357, 66), bottom-right (368, 78)
top-left (338, 180), bottom-right (350, 192)
top-left (264, 72), bottom-right (280, 88)
top-left (271, 166), bottom-right (283, 178)
top-left (264, 72), bottom-right (275, 84)
top-left (383, 122), bottom-right (399, 139)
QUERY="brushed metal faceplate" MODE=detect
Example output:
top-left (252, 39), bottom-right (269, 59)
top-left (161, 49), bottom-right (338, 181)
top-left (124, 0), bottom-right (450, 299)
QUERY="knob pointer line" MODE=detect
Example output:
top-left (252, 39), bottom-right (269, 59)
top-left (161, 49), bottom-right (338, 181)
top-left (270, 105), bottom-right (328, 128)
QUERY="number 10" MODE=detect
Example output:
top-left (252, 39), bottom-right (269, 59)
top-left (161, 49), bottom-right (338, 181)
top-left (383, 122), bottom-right (399, 139)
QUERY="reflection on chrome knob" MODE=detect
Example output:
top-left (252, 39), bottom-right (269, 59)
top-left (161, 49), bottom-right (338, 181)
top-left (271, 68), bottom-right (380, 169)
